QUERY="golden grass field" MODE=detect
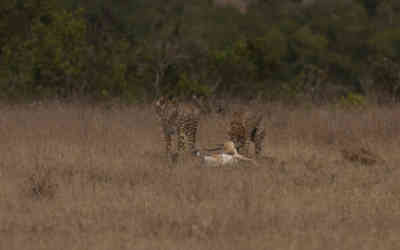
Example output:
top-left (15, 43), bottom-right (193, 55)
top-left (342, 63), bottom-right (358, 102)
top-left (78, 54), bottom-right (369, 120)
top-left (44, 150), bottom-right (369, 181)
top-left (1, 101), bottom-right (400, 250)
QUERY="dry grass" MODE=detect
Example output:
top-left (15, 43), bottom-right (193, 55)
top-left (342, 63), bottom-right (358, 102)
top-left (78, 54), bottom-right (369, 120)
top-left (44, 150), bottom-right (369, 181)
top-left (214, 0), bottom-right (250, 13)
top-left (1, 101), bottom-right (400, 250)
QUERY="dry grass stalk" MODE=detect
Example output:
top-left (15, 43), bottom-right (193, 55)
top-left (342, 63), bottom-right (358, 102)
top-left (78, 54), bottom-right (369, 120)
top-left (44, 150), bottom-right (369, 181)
top-left (0, 101), bottom-right (400, 250)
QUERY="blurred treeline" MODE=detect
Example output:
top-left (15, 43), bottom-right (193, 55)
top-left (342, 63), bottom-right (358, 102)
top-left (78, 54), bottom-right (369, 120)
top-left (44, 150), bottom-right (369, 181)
top-left (1, 0), bottom-right (400, 103)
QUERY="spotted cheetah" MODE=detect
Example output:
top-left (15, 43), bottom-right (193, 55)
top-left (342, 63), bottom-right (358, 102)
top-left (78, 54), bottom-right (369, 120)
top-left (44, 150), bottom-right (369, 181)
top-left (154, 96), bottom-right (179, 160)
top-left (154, 96), bottom-right (201, 162)
top-left (228, 110), bottom-right (265, 157)
top-left (175, 102), bottom-right (201, 154)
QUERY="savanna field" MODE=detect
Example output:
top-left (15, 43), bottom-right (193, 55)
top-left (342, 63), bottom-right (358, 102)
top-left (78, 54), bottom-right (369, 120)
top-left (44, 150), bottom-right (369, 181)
top-left (1, 101), bottom-right (400, 250)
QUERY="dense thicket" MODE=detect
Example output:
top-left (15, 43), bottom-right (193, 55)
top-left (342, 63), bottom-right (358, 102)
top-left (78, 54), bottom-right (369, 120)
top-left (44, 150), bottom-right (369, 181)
top-left (1, 0), bottom-right (400, 103)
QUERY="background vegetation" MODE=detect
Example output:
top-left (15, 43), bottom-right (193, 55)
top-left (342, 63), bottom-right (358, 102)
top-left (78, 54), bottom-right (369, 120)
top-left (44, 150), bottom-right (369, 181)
top-left (1, 0), bottom-right (400, 103)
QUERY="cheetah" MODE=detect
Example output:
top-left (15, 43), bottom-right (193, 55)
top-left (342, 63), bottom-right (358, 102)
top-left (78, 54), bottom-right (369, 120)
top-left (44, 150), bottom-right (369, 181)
top-left (154, 96), bottom-right (201, 162)
top-left (175, 102), bottom-right (201, 154)
top-left (154, 96), bottom-right (179, 160)
top-left (228, 110), bottom-right (266, 157)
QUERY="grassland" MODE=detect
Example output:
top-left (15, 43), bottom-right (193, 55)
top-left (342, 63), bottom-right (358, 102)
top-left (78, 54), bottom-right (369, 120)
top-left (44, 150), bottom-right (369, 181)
top-left (1, 101), bottom-right (400, 250)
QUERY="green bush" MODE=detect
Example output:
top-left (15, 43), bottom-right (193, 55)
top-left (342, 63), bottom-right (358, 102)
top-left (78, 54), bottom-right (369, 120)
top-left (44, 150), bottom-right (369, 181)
top-left (340, 92), bottom-right (366, 108)
top-left (172, 73), bottom-right (212, 98)
top-left (1, 0), bottom-right (400, 102)
top-left (1, 6), bottom-right (89, 97)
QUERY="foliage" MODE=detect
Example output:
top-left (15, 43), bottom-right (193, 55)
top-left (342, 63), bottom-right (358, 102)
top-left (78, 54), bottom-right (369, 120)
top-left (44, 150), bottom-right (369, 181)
top-left (0, 0), bottom-right (132, 100)
top-left (340, 92), bottom-right (366, 108)
top-left (369, 28), bottom-right (400, 58)
top-left (26, 8), bottom-right (88, 96)
top-left (173, 73), bottom-right (212, 98)
top-left (1, 0), bottom-right (400, 102)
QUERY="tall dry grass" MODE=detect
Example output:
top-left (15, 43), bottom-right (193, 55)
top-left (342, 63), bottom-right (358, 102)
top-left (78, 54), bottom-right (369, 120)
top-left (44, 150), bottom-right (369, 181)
top-left (1, 101), bottom-right (400, 250)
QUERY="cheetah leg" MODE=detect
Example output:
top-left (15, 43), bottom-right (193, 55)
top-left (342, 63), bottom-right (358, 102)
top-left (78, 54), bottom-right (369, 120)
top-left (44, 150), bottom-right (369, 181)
top-left (254, 139), bottom-right (264, 156)
top-left (230, 138), bottom-right (240, 153)
top-left (253, 129), bottom-right (266, 156)
top-left (164, 133), bottom-right (172, 158)
top-left (177, 125), bottom-right (186, 158)
top-left (188, 120), bottom-right (199, 153)
top-left (240, 139), bottom-right (251, 157)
